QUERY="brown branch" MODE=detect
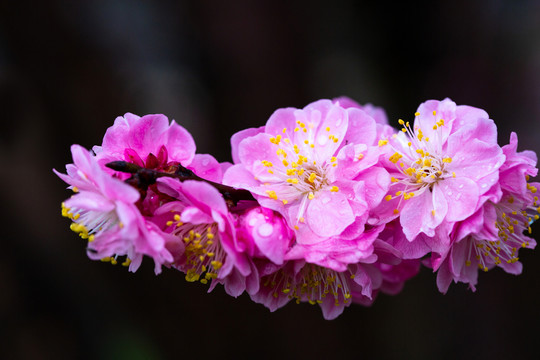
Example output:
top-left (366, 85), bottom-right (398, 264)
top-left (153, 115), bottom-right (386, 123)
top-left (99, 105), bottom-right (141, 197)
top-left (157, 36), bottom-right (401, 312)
top-left (106, 161), bottom-right (256, 206)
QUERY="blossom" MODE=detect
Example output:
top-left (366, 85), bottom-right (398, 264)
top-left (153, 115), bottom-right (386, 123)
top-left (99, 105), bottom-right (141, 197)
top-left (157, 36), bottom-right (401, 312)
top-left (435, 133), bottom-right (539, 292)
top-left (250, 260), bottom-right (377, 320)
top-left (223, 99), bottom-right (389, 248)
top-left (372, 99), bottom-right (506, 249)
top-left (55, 145), bottom-right (177, 274)
top-left (154, 178), bottom-right (259, 296)
top-left (250, 242), bottom-right (419, 320)
top-left (93, 113), bottom-right (223, 182)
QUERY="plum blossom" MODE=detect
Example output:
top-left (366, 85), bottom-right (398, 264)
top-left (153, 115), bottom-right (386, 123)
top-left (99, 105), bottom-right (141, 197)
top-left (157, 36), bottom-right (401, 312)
top-left (372, 99), bottom-right (505, 249)
top-left (93, 113), bottom-right (223, 182)
top-left (251, 245), bottom-right (419, 320)
top-left (55, 97), bottom-right (539, 320)
top-left (435, 133), bottom-right (539, 292)
top-left (223, 99), bottom-right (389, 249)
top-left (154, 178), bottom-right (259, 296)
top-left (55, 145), bottom-right (176, 274)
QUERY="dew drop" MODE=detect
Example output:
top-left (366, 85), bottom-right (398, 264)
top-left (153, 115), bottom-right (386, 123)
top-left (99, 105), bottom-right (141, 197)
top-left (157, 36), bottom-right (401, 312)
top-left (458, 184), bottom-right (464, 189)
top-left (447, 191), bottom-right (453, 196)
top-left (248, 217), bottom-right (257, 226)
top-left (317, 134), bottom-right (329, 146)
top-left (481, 183), bottom-right (487, 188)
top-left (456, 193), bottom-right (462, 201)
top-left (258, 223), bottom-right (274, 237)
top-left (321, 196), bottom-right (331, 205)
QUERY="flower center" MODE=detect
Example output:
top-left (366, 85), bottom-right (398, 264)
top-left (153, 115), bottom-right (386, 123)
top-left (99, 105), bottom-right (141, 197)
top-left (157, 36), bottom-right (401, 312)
top-left (263, 264), bottom-right (353, 307)
top-left (381, 111), bottom-right (455, 213)
top-left (261, 121), bottom-right (341, 224)
top-left (167, 214), bottom-right (224, 284)
top-left (62, 201), bottom-right (121, 243)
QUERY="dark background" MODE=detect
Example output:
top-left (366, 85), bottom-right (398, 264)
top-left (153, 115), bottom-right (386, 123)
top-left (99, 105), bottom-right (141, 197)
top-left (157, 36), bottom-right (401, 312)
top-left (1, 1), bottom-right (540, 359)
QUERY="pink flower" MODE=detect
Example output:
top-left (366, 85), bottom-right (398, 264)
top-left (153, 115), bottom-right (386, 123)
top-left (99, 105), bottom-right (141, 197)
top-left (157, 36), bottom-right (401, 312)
top-left (223, 99), bottom-right (389, 249)
top-left (250, 241), bottom-right (418, 320)
top-left (372, 99), bottom-right (505, 247)
top-left (250, 260), bottom-right (378, 320)
top-left (435, 133), bottom-right (539, 293)
top-left (154, 178), bottom-right (259, 297)
top-left (56, 145), bottom-right (177, 274)
top-left (93, 113), bottom-right (222, 182)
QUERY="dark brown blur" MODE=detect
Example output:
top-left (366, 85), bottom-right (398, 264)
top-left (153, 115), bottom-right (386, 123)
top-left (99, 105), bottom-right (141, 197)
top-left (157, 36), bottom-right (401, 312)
top-left (1, 1), bottom-right (540, 359)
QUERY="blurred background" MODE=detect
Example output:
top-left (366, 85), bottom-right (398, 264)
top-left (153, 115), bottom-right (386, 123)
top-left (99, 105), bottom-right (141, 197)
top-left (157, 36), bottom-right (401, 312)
top-left (1, 0), bottom-right (540, 359)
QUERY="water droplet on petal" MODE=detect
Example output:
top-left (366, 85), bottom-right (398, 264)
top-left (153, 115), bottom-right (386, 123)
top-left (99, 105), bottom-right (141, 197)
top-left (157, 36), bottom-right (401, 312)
top-left (321, 196), bottom-right (331, 205)
top-left (447, 191), bottom-right (453, 196)
top-left (456, 193), bottom-right (462, 200)
top-left (258, 223), bottom-right (273, 237)
top-left (458, 184), bottom-right (464, 189)
top-left (248, 217), bottom-right (257, 226)
top-left (481, 183), bottom-right (487, 188)
top-left (317, 134), bottom-right (329, 146)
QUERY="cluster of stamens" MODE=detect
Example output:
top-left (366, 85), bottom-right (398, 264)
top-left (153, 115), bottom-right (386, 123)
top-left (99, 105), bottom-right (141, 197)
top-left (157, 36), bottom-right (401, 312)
top-left (466, 181), bottom-right (539, 271)
top-left (381, 111), bottom-right (455, 215)
top-left (263, 264), bottom-right (353, 307)
top-left (260, 120), bottom-right (342, 226)
top-left (168, 213), bottom-right (224, 285)
top-left (61, 198), bottom-right (131, 266)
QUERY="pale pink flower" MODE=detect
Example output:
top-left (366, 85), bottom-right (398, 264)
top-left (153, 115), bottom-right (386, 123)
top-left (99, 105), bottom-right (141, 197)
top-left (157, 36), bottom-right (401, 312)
top-left (93, 113), bottom-right (222, 182)
top-left (56, 145), bottom-right (177, 274)
top-left (372, 99), bottom-right (505, 247)
top-left (154, 178), bottom-right (259, 296)
top-left (435, 133), bottom-right (539, 292)
top-left (223, 99), bottom-right (389, 250)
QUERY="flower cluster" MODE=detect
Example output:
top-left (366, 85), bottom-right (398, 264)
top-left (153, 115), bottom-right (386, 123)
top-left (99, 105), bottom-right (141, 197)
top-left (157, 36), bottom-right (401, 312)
top-left (56, 99), bottom-right (538, 319)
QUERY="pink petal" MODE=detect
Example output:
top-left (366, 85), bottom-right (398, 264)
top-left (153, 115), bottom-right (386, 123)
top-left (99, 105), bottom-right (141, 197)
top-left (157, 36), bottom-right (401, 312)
top-left (64, 192), bottom-right (115, 212)
top-left (343, 108), bottom-right (377, 146)
top-left (188, 153), bottom-right (223, 182)
top-left (231, 126), bottom-right (265, 164)
top-left (414, 99), bottom-right (456, 144)
top-left (439, 177), bottom-right (479, 222)
top-left (222, 164), bottom-right (260, 191)
top-left (180, 180), bottom-right (228, 215)
top-left (166, 120), bottom-right (196, 165)
top-left (181, 206), bottom-right (214, 224)
top-left (128, 114), bottom-right (169, 156)
top-left (401, 187), bottom-right (448, 240)
top-left (306, 191), bottom-right (355, 238)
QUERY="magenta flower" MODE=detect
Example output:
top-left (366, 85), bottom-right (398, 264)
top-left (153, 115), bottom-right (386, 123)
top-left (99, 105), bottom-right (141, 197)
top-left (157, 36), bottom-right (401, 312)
top-left (154, 178), bottom-right (259, 296)
top-left (435, 133), bottom-right (539, 292)
top-left (56, 145), bottom-right (176, 274)
top-left (372, 99), bottom-right (505, 247)
top-left (93, 113), bottom-right (223, 182)
top-left (224, 99), bottom-right (389, 248)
